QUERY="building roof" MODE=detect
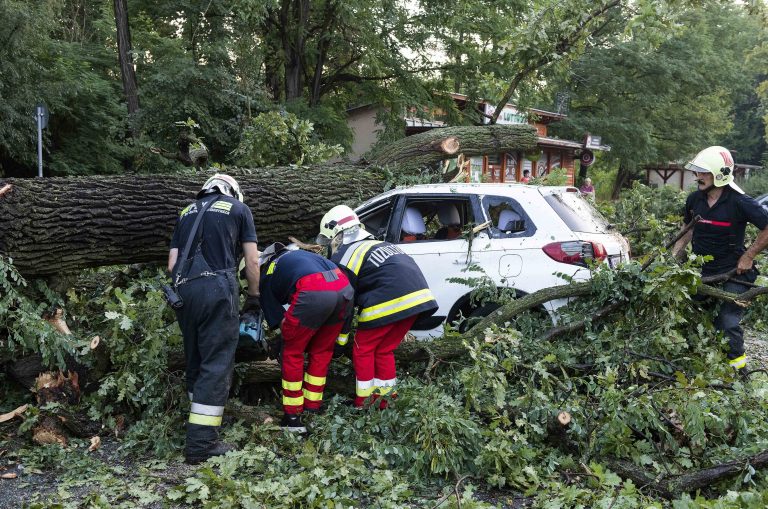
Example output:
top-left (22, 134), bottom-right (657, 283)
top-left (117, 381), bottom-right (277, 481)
top-left (537, 136), bottom-right (583, 149)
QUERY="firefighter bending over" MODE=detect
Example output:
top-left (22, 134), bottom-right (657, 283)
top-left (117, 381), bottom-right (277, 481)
top-left (258, 243), bottom-right (353, 432)
top-left (317, 205), bottom-right (438, 408)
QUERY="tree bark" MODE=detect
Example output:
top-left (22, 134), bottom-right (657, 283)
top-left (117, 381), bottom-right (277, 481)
top-left (611, 163), bottom-right (632, 200)
top-left (366, 124), bottom-right (538, 171)
top-left (606, 449), bottom-right (768, 499)
top-left (0, 166), bottom-right (382, 277)
top-left (113, 0), bottom-right (140, 121)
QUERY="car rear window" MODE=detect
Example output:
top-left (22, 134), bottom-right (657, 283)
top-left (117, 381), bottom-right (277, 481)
top-left (543, 192), bottom-right (611, 233)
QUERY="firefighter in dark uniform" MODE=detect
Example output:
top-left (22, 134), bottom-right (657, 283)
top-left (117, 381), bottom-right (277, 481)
top-left (167, 174), bottom-right (261, 464)
top-left (672, 147), bottom-right (768, 373)
top-left (317, 205), bottom-right (438, 408)
top-left (258, 243), bottom-right (353, 432)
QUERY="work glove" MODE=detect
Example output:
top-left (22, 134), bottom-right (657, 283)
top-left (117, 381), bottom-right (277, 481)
top-left (267, 335), bottom-right (283, 362)
top-left (241, 294), bottom-right (261, 316)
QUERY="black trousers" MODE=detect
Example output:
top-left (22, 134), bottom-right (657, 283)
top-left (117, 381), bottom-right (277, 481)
top-left (175, 272), bottom-right (238, 454)
top-left (708, 269), bottom-right (757, 361)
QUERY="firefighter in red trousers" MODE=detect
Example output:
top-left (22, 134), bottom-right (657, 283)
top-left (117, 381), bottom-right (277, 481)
top-left (317, 205), bottom-right (438, 408)
top-left (258, 243), bottom-right (353, 432)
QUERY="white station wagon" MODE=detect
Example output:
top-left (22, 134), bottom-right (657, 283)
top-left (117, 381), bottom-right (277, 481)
top-left (354, 183), bottom-right (631, 337)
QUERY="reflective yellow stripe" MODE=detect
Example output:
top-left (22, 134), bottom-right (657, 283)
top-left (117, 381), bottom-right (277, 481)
top-left (212, 202), bottom-right (232, 211)
top-left (180, 205), bottom-right (192, 216)
top-left (283, 395), bottom-right (304, 406)
top-left (378, 386), bottom-right (393, 395)
top-left (358, 289), bottom-right (434, 323)
top-left (356, 386), bottom-right (376, 397)
top-left (266, 262), bottom-right (276, 275)
top-left (282, 379), bottom-right (302, 391)
top-left (337, 334), bottom-right (349, 346)
top-left (304, 373), bottom-right (326, 386)
top-left (189, 413), bottom-right (222, 426)
top-left (729, 355), bottom-right (747, 369)
top-left (303, 389), bottom-right (323, 401)
top-left (341, 241), bottom-right (382, 275)
top-left (356, 378), bottom-right (377, 397)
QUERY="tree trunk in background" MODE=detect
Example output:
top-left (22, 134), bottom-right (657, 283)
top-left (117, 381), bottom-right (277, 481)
top-left (113, 0), bottom-right (140, 122)
top-left (282, 0), bottom-right (309, 101)
top-left (0, 166), bottom-right (381, 277)
top-left (611, 163), bottom-right (632, 200)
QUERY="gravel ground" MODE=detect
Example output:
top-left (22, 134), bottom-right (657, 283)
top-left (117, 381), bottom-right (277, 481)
top-left (1, 329), bottom-right (767, 508)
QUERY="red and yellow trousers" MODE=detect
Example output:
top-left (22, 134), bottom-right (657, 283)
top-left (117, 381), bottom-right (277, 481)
top-left (280, 269), bottom-right (352, 414)
top-left (352, 315), bottom-right (417, 407)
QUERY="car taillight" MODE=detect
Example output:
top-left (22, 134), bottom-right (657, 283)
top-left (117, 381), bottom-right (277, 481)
top-left (542, 241), bottom-right (607, 266)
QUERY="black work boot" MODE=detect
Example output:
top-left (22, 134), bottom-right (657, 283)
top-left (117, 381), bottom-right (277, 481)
top-left (185, 441), bottom-right (235, 465)
top-left (280, 413), bottom-right (307, 433)
top-left (185, 423), bottom-right (235, 464)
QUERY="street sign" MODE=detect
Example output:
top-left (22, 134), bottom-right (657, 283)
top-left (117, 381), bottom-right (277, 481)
top-left (36, 103), bottom-right (49, 130)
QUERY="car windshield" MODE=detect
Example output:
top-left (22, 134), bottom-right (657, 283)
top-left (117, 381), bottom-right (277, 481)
top-left (543, 191), bottom-right (611, 233)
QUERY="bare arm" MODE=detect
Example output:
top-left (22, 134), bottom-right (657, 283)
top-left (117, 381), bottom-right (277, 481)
top-left (738, 227), bottom-right (768, 274)
top-left (167, 248), bottom-right (179, 274)
top-left (242, 242), bottom-right (260, 296)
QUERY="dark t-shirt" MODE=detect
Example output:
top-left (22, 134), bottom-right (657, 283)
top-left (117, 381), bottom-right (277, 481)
top-left (170, 194), bottom-right (258, 273)
top-left (683, 187), bottom-right (768, 275)
top-left (259, 249), bottom-right (339, 328)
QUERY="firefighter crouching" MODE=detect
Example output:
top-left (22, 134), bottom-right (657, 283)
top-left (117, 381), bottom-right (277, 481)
top-left (317, 205), bottom-right (438, 408)
top-left (258, 242), bottom-right (354, 432)
top-left (167, 174), bottom-right (260, 464)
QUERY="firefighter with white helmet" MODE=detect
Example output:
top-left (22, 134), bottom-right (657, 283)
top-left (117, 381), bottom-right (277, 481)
top-left (673, 147), bottom-right (768, 374)
top-left (168, 173), bottom-right (260, 463)
top-left (318, 205), bottom-right (438, 408)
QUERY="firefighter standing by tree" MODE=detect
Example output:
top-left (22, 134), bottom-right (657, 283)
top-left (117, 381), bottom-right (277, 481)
top-left (258, 242), bottom-right (353, 432)
top-left (167, 174), bottom-right (261, 464)
top-left (317, 205), bottom-right (438, 408)
top-left (672, 146), bottom-right (768, 373)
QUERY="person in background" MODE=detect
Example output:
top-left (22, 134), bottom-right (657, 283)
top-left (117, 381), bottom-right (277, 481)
top-left (579, 177), bottom-right (595, 199)
top-left (520, 169), bottom-right (531, 184)
top-left (672, 146), bottom-right (768, 374)
top-left (258, 243), bottom-right (353, 432)
top-left (168, 174), bottom-right (260, 464)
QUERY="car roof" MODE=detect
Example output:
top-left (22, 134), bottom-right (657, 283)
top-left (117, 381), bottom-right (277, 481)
top-left (357, 183), bottom-right (579, 208)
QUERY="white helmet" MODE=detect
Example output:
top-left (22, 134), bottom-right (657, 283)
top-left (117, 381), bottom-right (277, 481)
top-left (684, 146), bottom-right (743, 194)
top-left (317, 205), bottom-right (370, 246)
top-left (258, 242), bottom-right (299, 267)
top-left (197, 173), bottom-right (244, 202)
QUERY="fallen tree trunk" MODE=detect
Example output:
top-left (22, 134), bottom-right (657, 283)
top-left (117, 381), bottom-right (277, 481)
top-left (366, 124), bottom-right (538, 171)
top-left (0, 125), bottom-right (540, 278)
top-left (0, 166), bottom-right (381, 277)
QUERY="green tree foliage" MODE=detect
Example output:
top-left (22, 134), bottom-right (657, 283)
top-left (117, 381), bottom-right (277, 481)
top-left (0, 0), bottom-right (128, 176)
top-left (231, 111), bottom-right (343, 166)
top-left (550, 3), bottom-right (766, 195)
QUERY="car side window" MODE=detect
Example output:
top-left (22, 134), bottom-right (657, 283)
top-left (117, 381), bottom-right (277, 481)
top-left (357, 198), bottom-right (395, 240)
top-left (482, 195), bottom-right (536, 238)
top-left (397, 197), bottom-right (474, 242)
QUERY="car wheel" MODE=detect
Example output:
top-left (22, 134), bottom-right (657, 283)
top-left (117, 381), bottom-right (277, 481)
top-left (457, 302), bottom-right (502, 333)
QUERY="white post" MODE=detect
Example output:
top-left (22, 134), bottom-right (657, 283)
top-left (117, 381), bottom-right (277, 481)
top-left (36, 106), bottom-right (43, 178)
